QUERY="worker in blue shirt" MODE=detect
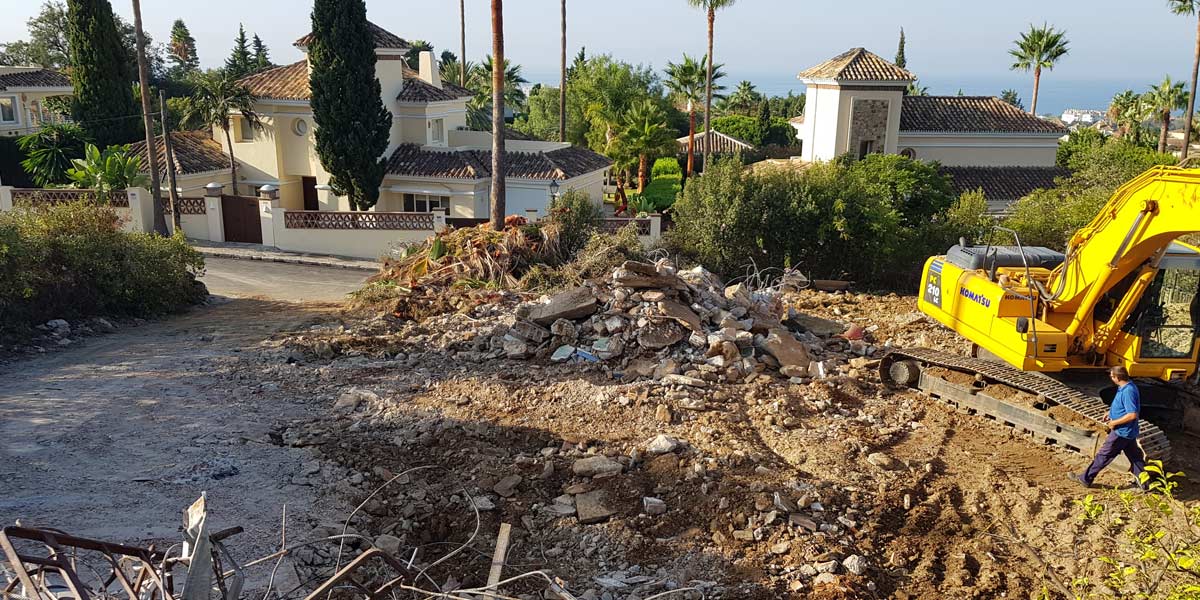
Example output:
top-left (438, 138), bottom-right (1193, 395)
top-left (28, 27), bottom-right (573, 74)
top-left (1070, 366), bottom-right (1147, 489)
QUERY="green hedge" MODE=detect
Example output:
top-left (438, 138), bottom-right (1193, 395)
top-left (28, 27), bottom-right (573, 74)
top-left (641, 173), bottom-right (682, 211)
top-left (651, 157), bottom-right (682, 178)
top-left (0, 202), bottom-right (207, 336)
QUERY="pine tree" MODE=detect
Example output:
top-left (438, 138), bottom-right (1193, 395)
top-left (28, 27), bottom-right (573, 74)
top-left (895, 27), bottom-right (907, 69)
top-left (66, 0), bottom-right (141, 147)
top-left (309, 0), bottom-right (392, 211)
top-left (251, 34), bottom-right (271, 72)
top-left (168, 18), bottom-right (199, 76)
top-left (225, 24), bottom-right (253, 78)
top-left (755, 100), bottom-right (770, 146)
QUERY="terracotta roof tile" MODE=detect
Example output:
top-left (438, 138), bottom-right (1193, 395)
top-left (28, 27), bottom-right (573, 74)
top-left (238, 60), bottom-right (310, 101)
top-left (797, 48), bottom-right (914, 82)
top-left (129, 130), bottom-right (230, 176)
top-left (396, 78), bottom-right (474, 103)
top-left (0, 68), bottom-right (70, 90)
top-left (901, 96), bottom-right (1068, 134)
top-left (386, 144), bottom-right (611, 180)
top-left (940, 166), bottom-right (1068, 207)
top-left (294, 21), bottom-right (410, 50)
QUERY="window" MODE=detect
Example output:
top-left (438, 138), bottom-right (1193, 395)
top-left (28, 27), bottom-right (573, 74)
top-left (430, 118), bottom-right (445, 144)
top-left (857, 140), bottom-right (875, 160)
top-left (0, 97), bottom-right (16, 124)
top-left (292, 118), bottom-right (308, 136)
top-left (403, 193), bottom-right (449, 213)
top-left (1134, 268), bottom-right (1200, 359)
top-left (239, 117), bottom-right (254, 142)
top-left (900, 148), bottom-right (916, 159)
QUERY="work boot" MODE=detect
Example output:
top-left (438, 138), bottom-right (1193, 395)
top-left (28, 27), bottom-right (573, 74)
top-left (1068, 473), bottom-right (1091, 488)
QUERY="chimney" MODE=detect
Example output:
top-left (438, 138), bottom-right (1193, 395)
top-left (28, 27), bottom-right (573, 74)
top-left (418, 51), bottom-right (442, 89)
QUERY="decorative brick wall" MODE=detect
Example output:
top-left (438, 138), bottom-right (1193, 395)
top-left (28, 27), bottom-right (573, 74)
top-left (848, 99), bottom-right (890, 159)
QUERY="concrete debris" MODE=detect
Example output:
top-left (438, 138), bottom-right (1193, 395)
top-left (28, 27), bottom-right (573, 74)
top-left (524, 287), bottom-right (599, 325)
top-left (572, 456), bottom-right (623, 477)
top-left (843, 554), bottom-right (868, 576)
top-left (866, 452), bottom-right (898, 470)
top-left (334, 388), bottom-right (379, 412)
top-left (646, 434), bottom-right (682, 455)
top-left (642, 497), bottom-right (667, 516)
top-left (374, 534), bottom-right (403, 555)
top-left (576, 490), bottom-right (617, 524)
top-left (493, 474), bottom-right (522, 498)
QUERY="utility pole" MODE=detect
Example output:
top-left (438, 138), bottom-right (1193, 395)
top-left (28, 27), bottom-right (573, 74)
top-left (159, 90), bottom-right (181, 232)
top-left (559, 0), bottom-right (566, 143)
top-left (131, 0), bottom-right (167, 235)
top-left (459, 0), bottom-right (467, 88)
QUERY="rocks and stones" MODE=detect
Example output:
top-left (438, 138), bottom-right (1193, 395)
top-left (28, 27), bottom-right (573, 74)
top-left (770, 542), bottom-right (791, 555)
top-left (655, 404), bottom-right (672, 423)
top-left (658, 300), bottom-right (703, 333)
top-left (646, 434), bottom-right (682, 455)
top-left (503, 337), bottom-right (530, 358)
top-left (773, 492), bottom-right (798, 513)
top-left (592, 337), bottom-right (624, 360)
top-left (790, 514), bottom-right (818, 532)
top-left (44, 319), bottom-right (70, 336)
top-left (572, 456), bottom-right (624, 477)
top-left (92, 318), bottom-right (117, 333)
top-left (551, 345), bottom-right (576, 362)
top-left (636, 321), bottom-right (685, 350)
top-left (785, 311), bottom-right (845, 337)
top-left (757, 328), bottom-right (811, 371)
top-left (866, 452), bottom-right (897, 470)
top-left (526, 287), bottom-right (599, 325)
top-left (843, 554), bottom-right (868, 576)
top-left (334, 388), bottom-right (379, 412)
top-left (374, 534), bottom-right (403, 555)
top-left (613, 261), bottom-right (686, 290)
top-left (493, 474), bottom-right (522, 498)
top-left (510, 321), bottom-right (550, 344)
top-left (660, 374), bottom-right (706, 388)
top-left (642, 290), bottom-right (667, 302)
top-left (550, 319), bottom-right (577, 339)
top-left (815, 560), bottom-right (839, 574)
top-left (469, 496), bottom-right (496, 511)
top-left (576, 490), bottom-right (617, 524)
top-left (642, 497), bottom-right (667, 516)
top-left (813, 573), bottom-right (838, 585)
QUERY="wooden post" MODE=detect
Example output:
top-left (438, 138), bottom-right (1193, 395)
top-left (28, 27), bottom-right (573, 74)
top-left (486, 523), bottom-right (512, 590)
top-left (159, 90), bottom-right (181, 232)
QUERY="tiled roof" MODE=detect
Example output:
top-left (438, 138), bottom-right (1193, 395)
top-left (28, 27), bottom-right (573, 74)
top-left (901, 96), bottom-right (1068, 134)
top-left (238, 60), bottom-right (310, 101)
top-left (788, 115), bottom-right (804, 124)
top-left (678, 130), bottom-right (756, 153)
top-left (0, 68), bottom-right (70, 90)
top-left (940, 166), bottom-right (1068, 208)
top-left (797, 48), bottom-right (915, 82)
top-left (396, 78), bottom-right (474, 103)
top-left (129, 131), bottom-right (230, 176)
top-left (386, 144), bottom-right (612, 180)
top-left (294, 21), bottom-right (410, 51)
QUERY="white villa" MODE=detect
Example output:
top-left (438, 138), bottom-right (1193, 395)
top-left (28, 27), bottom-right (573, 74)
top-left (133, 21), bottom-right (610, 222)
top-left (793, 48), bottom-right (1069, 210)
top-left (0, 66), bottom-right (72, 137)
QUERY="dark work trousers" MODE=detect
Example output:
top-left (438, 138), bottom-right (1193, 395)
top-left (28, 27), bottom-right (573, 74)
top-left (1081, 431), bottom-right (1146, 486)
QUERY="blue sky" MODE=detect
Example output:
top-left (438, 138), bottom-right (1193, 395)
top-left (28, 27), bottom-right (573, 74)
top-left (4, 0), bottom-right (1197, 112)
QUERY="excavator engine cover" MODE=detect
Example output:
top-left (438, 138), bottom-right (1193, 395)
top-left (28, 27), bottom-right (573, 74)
top-left (945, 245), bottom-right (1066, 271)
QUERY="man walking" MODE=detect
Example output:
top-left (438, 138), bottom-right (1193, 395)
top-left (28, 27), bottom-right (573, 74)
top-left (1070, 366), bottom-right (1146, 489)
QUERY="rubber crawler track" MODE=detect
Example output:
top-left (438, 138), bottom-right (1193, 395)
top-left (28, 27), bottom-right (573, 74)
top-left (880, 347), bottom-right (1172, 462)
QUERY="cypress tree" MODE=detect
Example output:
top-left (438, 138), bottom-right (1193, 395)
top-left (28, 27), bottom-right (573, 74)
top-left (66, 0), bottom-right (141, 147)
top-left (225, 24), bottom-right (253, 78)
top-left (252, 34), bottom-right (271, 72)
top-left (309, 0), bottom-right (392, 211)
top-left (755, 100), bottom-right (770, 146)
top-left (895, 27), bottom-right (907, 69)
top-left (168, 19), bottom-right (199, 75)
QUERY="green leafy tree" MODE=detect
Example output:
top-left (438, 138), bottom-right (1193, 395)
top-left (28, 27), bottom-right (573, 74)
top-left (895, 27), bottom-right (907, 69)
top-left (1009, 23), bottom-right (1070, 116)
top-left (664, 54), bottom-right (706, 175)
top-left (1000, 88), bottom-right (1025, 110)
top-left (1056, 126), bottom-right (1106, 167)
top-left (565, 55), bottom-right (660, 152)
top-left (767, 92), bottom-right (805, 119)
top-left (17, 123), bottom-right (89, 186)
top-left (512, 84), bottom-right (560, 140)
top-left (308, 0), bottom-right (392, 211)
top-left (1144, 75), bottom-right (1188, 154)
top-left (617, 100), bottom-right (677, 193)
top-left (0, 1), bottom-right (70, 68)
top-left (476, 56), bottom-right (527, 111)
top-left (181, 71), bottom-right (261, 195)
top-left (712, 114), bottom-right (760, 145)
top-left (1168, 0), bottom-right (1200, 159)
top-left (224, 24), bottom-right (253, 79)
top-left (251, 34), bottom-right (272, 72)
top-left (66, 143), bottom-right (149, 194)
top-left (167, 19), bottom-right (199, 78)
top-left (405, 40), bottom-right (434, 69)
top-left (439, 50), bottom-right (457, 66)
top-left (66, 0), bottom-right (141, 147)
top-left (688, 0), bottom-right (737, 166)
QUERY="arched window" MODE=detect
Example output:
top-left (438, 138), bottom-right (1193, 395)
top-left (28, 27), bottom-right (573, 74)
top-left (900, 147), bottom-right (916, 159)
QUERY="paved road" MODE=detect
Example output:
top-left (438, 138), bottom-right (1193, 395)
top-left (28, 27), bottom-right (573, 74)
top-left (199, 256), bottom-right (371, 302)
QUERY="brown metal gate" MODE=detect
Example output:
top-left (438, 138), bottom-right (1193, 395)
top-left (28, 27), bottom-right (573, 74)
top-left (220, 194), bottom-right (262, 244)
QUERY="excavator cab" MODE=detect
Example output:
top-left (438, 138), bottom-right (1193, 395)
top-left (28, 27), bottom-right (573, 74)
top-left (1124, 244), bottom-right (1200, 365)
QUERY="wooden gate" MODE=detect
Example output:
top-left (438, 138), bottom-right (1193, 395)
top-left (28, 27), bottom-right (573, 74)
top-left (220, 195), bottom-right (262, 244)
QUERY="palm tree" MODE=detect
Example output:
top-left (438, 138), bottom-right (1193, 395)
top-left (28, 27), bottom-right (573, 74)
top-left (559, 0), bottom-right (567, 143)
top-left (1169, 1), bottom-right (1200, 158)
top-left (688, 0), bottom-right (737, 169)
top-left (906, 80), bottom-right (929, 96)
top-left (1145, 76), bottom-right (1189, 153)
top-left (619, 100), bottom-right (677, 193)
top-left (405, 40), bottom-right (434, 69)
top-left (1008, 23), bottom-right (1070, 116)
top-left (477, 55), bottom-right (528, 110)
top-left (459, 0), bottom-right (467, 87)
top-left (727, 80), bottom-right (761, 115)
top-left (664, 54), bottom-right (705, 175)
top-left (489, 0), bottom-right (506, 230)
top-left (182, 71), bottom-right (261, 196)
top-left (1108, 89), bottom-right (1140, 138)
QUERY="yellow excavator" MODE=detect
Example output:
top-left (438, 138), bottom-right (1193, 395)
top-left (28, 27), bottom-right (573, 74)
top-left (882, 165), bottom-right (1200, 464)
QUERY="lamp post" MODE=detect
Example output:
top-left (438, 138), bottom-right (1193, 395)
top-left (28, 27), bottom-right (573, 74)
top-left (548, 179), bottom-right (560, 203)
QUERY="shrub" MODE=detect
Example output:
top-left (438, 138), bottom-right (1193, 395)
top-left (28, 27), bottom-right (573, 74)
top-left (711, 115), bottom-right (761, 145)
top-left (0, 202), bottom-right (206, 337)
top-left (67, 143), bottom-right (150, 194)
top-left (651, 156), bottom-right (682, 178)
top-left (520, 224), bottom-right (645, 291)
top-left (17, 123), bottom-right (90, 187)
top-left (546, 189), bottom-right (604, 259)
top-left (1056, 127), bottom-right (1106, 167)
top-left (762, 117), bottom-right (798, 147)
top-left (642, 173), bottom-right (682, 211)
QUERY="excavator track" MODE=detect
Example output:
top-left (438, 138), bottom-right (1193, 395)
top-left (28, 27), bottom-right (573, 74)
top-left (880, 347), bottom-right (1171, 466)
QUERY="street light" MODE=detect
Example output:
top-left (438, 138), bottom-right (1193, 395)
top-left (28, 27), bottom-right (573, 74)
top-left (548, 179), bottom-right (560, 202)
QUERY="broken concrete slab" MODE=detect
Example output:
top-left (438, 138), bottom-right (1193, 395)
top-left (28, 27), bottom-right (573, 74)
top-left (642, 497), bottom-right (667, 516)
top-left (757, 328), bottom-right (811, 371)
top-left (658, 300), bottom-right (703, 333)
top-left (493, 474), bottom-right (522, 497)
top-left (572, 456), bottom-right (623, 477)
top-left (576, 490), bottom-right (617, 524)
top-left (636, 321), bottom-right (684, 349)
top-left (526, 287), bottom-right (599, 326)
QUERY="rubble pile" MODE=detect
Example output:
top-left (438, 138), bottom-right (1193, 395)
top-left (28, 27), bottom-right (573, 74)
top-left (490, 259), bottom-right (882, 385)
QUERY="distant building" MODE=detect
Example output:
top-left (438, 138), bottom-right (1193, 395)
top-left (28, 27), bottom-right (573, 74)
top-left (1061, 109), bottom-right (1105, 126)
top-left (793, 47), bottom-right (1068, 211)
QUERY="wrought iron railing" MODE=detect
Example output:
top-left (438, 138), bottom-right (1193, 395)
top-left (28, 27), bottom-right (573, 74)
top-left (163, 197), bottom-right (206, 215)
top-left (11, 188), bottom-right (129, 207)
top-left (283, 210), bottom-right (436, 230)
top-left (601, 217), bottom-right (652, 236)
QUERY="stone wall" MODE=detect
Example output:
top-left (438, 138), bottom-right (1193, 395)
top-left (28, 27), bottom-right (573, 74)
top-left (847, 99), bottom-right (890, 159)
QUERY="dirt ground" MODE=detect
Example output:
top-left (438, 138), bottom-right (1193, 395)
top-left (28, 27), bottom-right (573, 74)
top-left (4, 286), bottom-right (1197, 599)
